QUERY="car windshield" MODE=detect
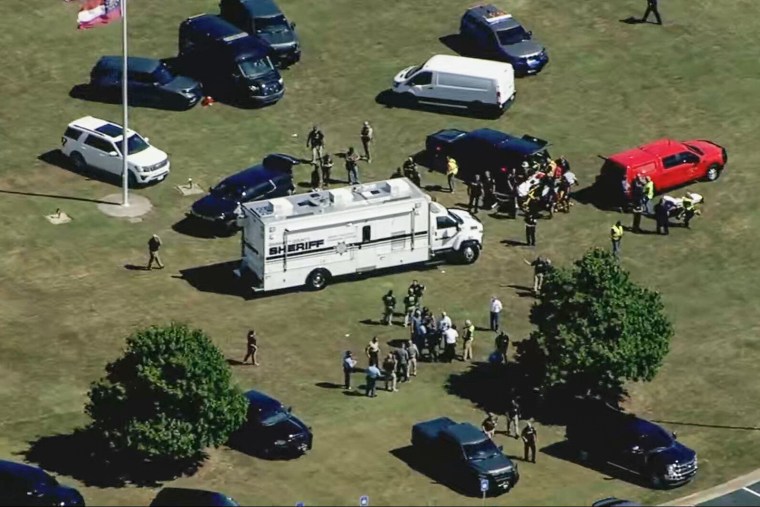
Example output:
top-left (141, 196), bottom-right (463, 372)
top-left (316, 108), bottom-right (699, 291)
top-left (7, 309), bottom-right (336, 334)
top-left (405, 65), bottom-right (422, 79)
top-left (258, 406), bottom-right (289, 426)
top-left (210, 181), bottom-right (245, 200)
top-left (639, 427), bottom-right (673, 451)
top-left (685, 144), bottom-right (704, 156)
top-left (116, 134), bottom-right (150, 155)
top-left (153, 64), bottom-right (175, 85)
top-left (496, 26), bottom-right (530, 45)
top-left (255, 14), bottom-right (289, 33)
top-left (239, 57), bottom-right (274, 78)
top-left (463, 439), bottom-right (500, 460)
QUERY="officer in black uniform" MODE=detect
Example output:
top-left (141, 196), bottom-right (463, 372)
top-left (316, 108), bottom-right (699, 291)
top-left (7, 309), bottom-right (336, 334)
top-left (642, 0), bottom-right (662, 24)
top-left (524, 213), bottom-right (537, 246)
top-left (632, 204), bottom-right (644, 233)
top-left (381, 290), bottom-right (396, 325)
top-left (468, 174), bottom-right (484, 213)
top-left (655, 198), bottom-right (670, 235)
top-left (482, 171), bottom-right (496, 210)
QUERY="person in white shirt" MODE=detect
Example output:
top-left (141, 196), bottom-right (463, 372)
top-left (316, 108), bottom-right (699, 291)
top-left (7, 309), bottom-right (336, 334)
top-left (439, 311), bottom-right (452, 332)
top-left (489, 296), bottom-right (503, 332)
top-left (443, 325), bottom-right (459, 363)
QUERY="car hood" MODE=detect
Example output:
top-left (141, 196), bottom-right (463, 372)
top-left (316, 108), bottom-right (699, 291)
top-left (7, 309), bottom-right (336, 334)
top-left (258, 29), bottom-right (296, 48)
top-left (127, 146), bottom-right (168, 167)
top-left (469, 454), bottom-right (515, 475)
top-left (393, 66), bottom-right (415, 85)
top-left (502, 40), bottom-right (544, 58)
top-left (163, 75), bottom-right (201, 94)
top-left (52, 485), bottom-right (85, 506)
top-left (649, 442), bottom-right (696, 467)
top-left (687, 139), bottom-right (724, 158)
top-left (191, 193), bottom-right (238, 219)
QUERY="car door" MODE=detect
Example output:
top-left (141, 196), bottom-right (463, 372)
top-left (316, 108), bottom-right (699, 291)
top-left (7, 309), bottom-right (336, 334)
top-left (82, 135), bottom-right (121, 175)
top-left (659, 153), bottom-right (692, 190)
top-left (406, 71), bottom-right (433, 100)
top-left (433, 213), bottom-right (459, 252)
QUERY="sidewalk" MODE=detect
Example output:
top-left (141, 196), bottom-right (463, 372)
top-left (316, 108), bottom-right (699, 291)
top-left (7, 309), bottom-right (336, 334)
top-left (661, 468), bottom-right (760, 506)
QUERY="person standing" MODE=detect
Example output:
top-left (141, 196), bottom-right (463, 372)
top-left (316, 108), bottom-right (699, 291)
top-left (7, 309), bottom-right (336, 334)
top-left (306, 124), bottom-right (325, 163)
top-left (403, 289), bottom-right (418, 327)
top-left (320, 154), bottom-right (334, 187)
top-left (632, 203), bottom-right (644, 233)
top-left (345, 147), bottom-right (361, 185)
top-left (506, 397), bottom-right (521, 438)
top-left (521, 422), bottom-right (538, 463)
top-left (242, 329), bottom-right (259, 365)
top-left (495, 331), bottom-right (510, 364)
top-left (655, 198), bottom-right (670, 235)
top-left (681, 193), bottom-right (698, 228)
top-left (443, 324), bottom-right (459, 363)
top-left (381, 289), bottom-right (396, 325)
top-left (467, 174), bottom-right (483, 213)
top-left (310, 163), bottom-right (321, 191)
top-left (438, 311), bottom-right (452, 332)
top-left (482, 412), bottom-right (498, 440)
top-left (643, 176), bottom-right (655, 214)
top-left (365, 336), bottom-right (381, 367)
top-left (611, 221), bottom-right (624, 258)
top-left (365, 363), bottom-right (381, 397)
top-left (641, 0), bottom-right (662, 24)
top-left (146, 234), bottom-right (164, 270)
top-left (462, 320), bottom-right (475, 361)
top-left (342, 351), bottom-right (357, 390)
top-left (524, 213), bottom-right (537, 247)
top-left (409, 280), bottom-right (426, 305)
top-left (446, 156), bottom-right (458, 192)
top-left (382, 352), bottom-right (398, 392)
top-left (407, 339), bottom-right (419, 377)
top-left (489, 296), bottom-right (503, 332)
top-left (396, 345), bottom-right (410, 383)
top-left (482, 171), bottom-right (496, 210)
top-left (360, 121), bottom-right (373, 163)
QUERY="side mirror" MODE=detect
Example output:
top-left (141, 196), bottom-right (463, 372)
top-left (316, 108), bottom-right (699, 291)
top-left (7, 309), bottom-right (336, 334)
top-left (108, 151), bottom-right (118, 157)
top-left (287, 406), bottom-right (293, 413)
top-left (672, 432), bottom-right (677, 439)
top-left (498, 445), bottom-right (504, 451)
top-left (144, 137), bottom-right (150, 143)
top-left (291, 21), bottom-right (296, 29)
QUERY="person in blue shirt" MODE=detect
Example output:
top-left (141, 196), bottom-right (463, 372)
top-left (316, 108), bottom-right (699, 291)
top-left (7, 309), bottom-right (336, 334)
top-left (365, 363), bottom-right (381, 397)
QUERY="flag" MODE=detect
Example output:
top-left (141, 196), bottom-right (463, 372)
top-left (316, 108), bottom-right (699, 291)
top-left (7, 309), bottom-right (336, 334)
top-left (77, 0), bottom-right (123, 30)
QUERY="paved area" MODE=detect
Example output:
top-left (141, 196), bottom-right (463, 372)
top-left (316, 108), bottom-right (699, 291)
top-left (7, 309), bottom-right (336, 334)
top-left (698, 481), bottom-right (760, 506)
top-left (97, 193), bottom-right (152, 218)
top-left (663, 469), bottom-right (760, 507)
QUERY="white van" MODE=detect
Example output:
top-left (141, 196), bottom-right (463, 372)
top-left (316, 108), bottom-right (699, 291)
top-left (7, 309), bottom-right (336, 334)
top-left (391, 54), bottom-right (515, 116)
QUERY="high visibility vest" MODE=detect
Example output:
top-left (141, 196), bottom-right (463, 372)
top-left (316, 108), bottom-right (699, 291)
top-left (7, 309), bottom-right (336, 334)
top-left (644, 181), bottom-right (654, 199)
top-left (447, 159), bottom-right (459, 176)
top-left (611, 224), bottom-right (624, 240)
top-left (682, 196), bottom-right (694, 210)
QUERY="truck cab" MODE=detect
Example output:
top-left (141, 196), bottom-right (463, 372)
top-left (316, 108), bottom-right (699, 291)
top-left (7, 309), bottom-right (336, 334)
top-left (429, 202), bottom-right (483, 264)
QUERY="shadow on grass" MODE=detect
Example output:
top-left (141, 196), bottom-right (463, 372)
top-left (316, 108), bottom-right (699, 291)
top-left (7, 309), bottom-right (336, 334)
top-left (651, 420), bottom-right (760, 431)
top-left (172, 217), bottom-right (232, 239)
top-left (619, 16), bottom-right (644, 24)
top-left (227, 359), bottom-right (245, 366)
top-left (438, 34), bottom-right (472, 57)
top-left (315, 382), bottom-right (344, 389)
top-left (0, 188), bottom-right (114, 206)
top-left (37, 150), bottom-right (124, 190)
top-left (175, 261), bottom-right (247, 299)
top-left (541, 440), bottom-right (653, 486)
top-left (500, 239), bottom-right (527, 247)
top-left (124, 264), bottom-right (148, 271)
top-left (374, 90), bottom-right (497, 120)
top-left (21, 428), bottom-right (204, 488)
top-left (390, 445), bottom-right (489, 497)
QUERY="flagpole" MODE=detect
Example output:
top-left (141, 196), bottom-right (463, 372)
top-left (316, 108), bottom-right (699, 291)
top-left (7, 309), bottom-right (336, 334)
top-left (121, 0), bottom-right (129, 207)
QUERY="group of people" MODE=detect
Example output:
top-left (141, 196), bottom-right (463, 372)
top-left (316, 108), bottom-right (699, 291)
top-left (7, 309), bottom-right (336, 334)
top-left (390, 157), bottom-right (423, 188)
top-left (481, 406), bottom-right (538, 463)
top-left (306, 122), bottom-right (374, 190)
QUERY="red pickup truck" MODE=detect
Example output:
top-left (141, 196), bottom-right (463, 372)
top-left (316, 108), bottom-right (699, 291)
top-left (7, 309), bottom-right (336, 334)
top-left (596, 138), bottom-right (727, 203)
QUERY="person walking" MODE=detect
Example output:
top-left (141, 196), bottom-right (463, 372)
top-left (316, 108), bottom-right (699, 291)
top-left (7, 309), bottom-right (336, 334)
top-left (360, 121), bottom-right (373, 163)
top-left (521, 421), bottom-right (538, 463)
top-left (446, 156), bottom-right (458, 192)
top-left (611, 221), bottom-right (624, 258)
top-left (345, 147), bottom-right (361, 185)
top-left (655, 198), bottom-right (670, 235)
top-left (641, 0), bottom-right (662, 24)
top-left (382, 352), bottom-right (398, 392)
top-left (495, 331), bottom-right (510, 364)
top-left (467, 174), bottom-right (483, 213)
top-left (489, 296), bottom-right (503, 332)
top-left (381, 289), bottom-right (396, 325)
top-left (482, 412), bottom-right (498, 440)
top-left (320, 154), bottom-right (334, 187)
top-left (407, 339), bottom-right (419, 377)
top-left (396, 345), bottom-right (410, 383)
top-left (462, 320), bottom-right (475, 361)
top-left (443, 324), bottom-right (459, 363)
top-left (306, 124), bottom-right (325, 163)
top-left (524, 256), bottom-right (552, 297)
top-left (506, 397), bottom-right (521, 438)
top-left (242, 329), bottom-right (259, 365)
top-left (365, 336), bottom-right (381, 367)
top-left (524, 213), bottom-right (537, 247)
top-left (146, 234), bottom-right (164, 270)
top-left (342, 351), bottom-right (357, 390)
top-left (365, 363), bottom-right (381, 397)
top-left (403, 289), bottom-right (419, 327)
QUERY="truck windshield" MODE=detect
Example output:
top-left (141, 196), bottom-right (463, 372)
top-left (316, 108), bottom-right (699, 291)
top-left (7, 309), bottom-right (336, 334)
top-left (259, 408), bottom-right (289, 426)
top-left (464, 440), bottom-right (500, 460)
top-left (448, 211), bottom-right (463, 224)
top-left (239, 57), bottom-right (274, 78)
top-left (255, 14), bottom-right (289, 33)
top-left (639, 427), bottom-right (673, 451)
top-left (496, 26), bottom-right (530, 46)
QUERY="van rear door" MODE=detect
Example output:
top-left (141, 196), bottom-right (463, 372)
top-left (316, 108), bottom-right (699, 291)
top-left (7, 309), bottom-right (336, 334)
top-left (496, 65), bottom-right (514, 106)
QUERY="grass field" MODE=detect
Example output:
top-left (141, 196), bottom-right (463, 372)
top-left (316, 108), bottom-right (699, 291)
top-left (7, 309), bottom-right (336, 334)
top-left (1, 0), bottom-right (759, 505)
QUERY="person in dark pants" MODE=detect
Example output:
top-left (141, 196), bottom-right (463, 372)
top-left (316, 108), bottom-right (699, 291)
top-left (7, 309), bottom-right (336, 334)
top-left (360, 121), bottom-right (373, 163)
top-left (365, 363), bottom-right (381, 397)
top-left (524, 214), bottom-right (537, 246)
top-left (495, 331), bottom-right (510, 365)
top-left (321, 154), bottom-right (333, 187)
top-left (482, 171), bottom-right (496, 210)
top-left (147, 234), bottom-right (164, 269)
top-left (632, 204), bottom-right (644, 233)
top-left (467, 174), bottom-right (483, 213)
top-left (306, 125), bottom-right (325, 163)
top-left (655, 199), bottom-right (670, 235)
top-left (345, 147), bottom-right (361, 185)
top-left (310, 163), bottom-right (321, 191)
top-left (381, 289), bottom-right (396, 325)
top-left (521, 422), bottom-right (538, 462)
top-left (242, 329), bottom-right (259, 365)
top-left (365, 336), bottom-right (381, 367)
top-left (342, 351), bottom-right (357, 390)
top-left (641, 0), bottom-right (662, 24)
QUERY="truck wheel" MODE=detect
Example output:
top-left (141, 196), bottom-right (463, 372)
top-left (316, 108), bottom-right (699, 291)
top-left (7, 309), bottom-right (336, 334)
top-left (459, 244), bottom-right (480, 265)
top-left (705, 163), bottom-right (722, 182)
top-left (69, 152), bottom-right (87, 174)
top-left (127, 171), bottom-right (138, 188)
top-left (306, 269), bottom-right (330, 291)
top-left (649, 473), bottom-right (664, 489)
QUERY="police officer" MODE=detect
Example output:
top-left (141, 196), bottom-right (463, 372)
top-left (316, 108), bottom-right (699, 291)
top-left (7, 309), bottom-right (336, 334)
top-left (482, 170), bottom-right (496, 210)
top-left (409, 280), bottom-right (426, 303)
top-left (641, 0), bottom-right (662, 25)
top-left (360, 121), bottom-right (374, 163)
top-left (345, 147), bottom-right (361, 185)
top-left (632, 203), bottom-right (644, 233)
top-left (524, 213), bottom-right (537, 247)
top-left (468, 174), bottom-right (483, 213)
top-left (681, 193), bottom-right (697, 228)
top-left (381, 289), bottom-right (396, 325)
top-left (462, 319), bottom-right (475, 361)
top-left (524, 256), bottom-right (551, 296)
top-left (146, 234), bottom-right (164, 270)
top-left (611, 220), bottom-right (624, 258)
top-left (521, 421), bottom-right (538, 463)
top-left (403, 288), bottom-right (419, 327)
top-left (655, 198), bottom-right (670, 235)
top-left (321, 154), bottom-right (334, 187)
top-left (306, 125), bottom-right (325, 163)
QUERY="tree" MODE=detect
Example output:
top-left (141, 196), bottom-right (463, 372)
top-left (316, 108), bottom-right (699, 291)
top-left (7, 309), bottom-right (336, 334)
top-left (515, 248), bottom-right (673, 404)
top-left (86, 323), bottom-right (248, 462)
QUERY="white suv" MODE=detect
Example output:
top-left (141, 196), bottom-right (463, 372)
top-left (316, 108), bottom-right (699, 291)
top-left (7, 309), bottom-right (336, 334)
top-left (60, 116), bottom-right (170, 185)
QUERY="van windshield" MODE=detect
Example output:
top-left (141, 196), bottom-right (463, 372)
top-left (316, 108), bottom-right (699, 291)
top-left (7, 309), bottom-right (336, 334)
top-left (404, 65), bottom-right (422, 79)
top-left (496, 26), bottom-right (530, 46)
top-left (255, 14), bottom-right (289, 33)
top-left (239, 57), bottom-right (274, 78)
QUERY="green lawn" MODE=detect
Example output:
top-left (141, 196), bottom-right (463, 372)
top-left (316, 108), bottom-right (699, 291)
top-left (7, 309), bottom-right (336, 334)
top-left (0, 0), bottom-right (758, 505)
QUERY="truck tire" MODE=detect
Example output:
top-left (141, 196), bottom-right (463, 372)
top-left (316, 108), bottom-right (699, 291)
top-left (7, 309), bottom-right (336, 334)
top-left (705, 163), bottom-right (722, 182)
top-left (649, 473), bottom-right (664, 489)
top-left (458, 243), bottom-right (480, 265)
top-left (305, 268), bottom-right (330, 291)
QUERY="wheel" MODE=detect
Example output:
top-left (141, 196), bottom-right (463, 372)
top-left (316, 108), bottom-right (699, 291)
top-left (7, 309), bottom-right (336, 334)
top-left (705, 163), bottom-right (722, 182)
top-left (69, 152), bottom-right (87, 173)
top-left (127, 171), bottom-right (138, 187)
top-left (459, 243), bottom-right (480, 265)
top-left (649, 473), bottom-right (663, 489)
top-left (399, 92), bottom-right (416, 107)
top-left (305, 269), bottom-right (330, 291)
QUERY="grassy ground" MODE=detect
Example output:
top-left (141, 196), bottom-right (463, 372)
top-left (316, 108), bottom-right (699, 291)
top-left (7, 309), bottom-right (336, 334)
top-left (0, 0), bottom-right (758, 505)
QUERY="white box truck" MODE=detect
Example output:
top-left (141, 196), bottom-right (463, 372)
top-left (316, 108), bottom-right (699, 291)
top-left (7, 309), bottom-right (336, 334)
top-left (391, 54), bottom-right (515, 117)
top-left (235, 178), bottom-right (484, 292)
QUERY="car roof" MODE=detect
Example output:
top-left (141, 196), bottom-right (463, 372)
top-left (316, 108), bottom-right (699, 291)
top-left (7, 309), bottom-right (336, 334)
top-left (68, 116), bottom-right (136, 140)
top-left (469, 128), bottom-right (545, 155)
top-left (444, 423), bottom-right (487, 444)
top-left (608, 139), bottom-right (684, 166)
top-left (151, 487), bottom-right (239, 506)
top-left (0, 460), bottom-right (50, 483)
top-left (422, 54), bottom-right (512, 79)
top-left (465, 4), bottom-right (520, 30)
top-left (96, 55), bottom-right (161, 73)
top-left (244, 389), bottom-right (282, 410)
top-left (183, 14), bottom-right (245, 40)
top-left (240, 0), bottom-right (282, 18)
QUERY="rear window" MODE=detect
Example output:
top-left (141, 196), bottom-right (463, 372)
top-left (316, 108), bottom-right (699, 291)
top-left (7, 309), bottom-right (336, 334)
top-left (64, 127), bottom-right (82, 140)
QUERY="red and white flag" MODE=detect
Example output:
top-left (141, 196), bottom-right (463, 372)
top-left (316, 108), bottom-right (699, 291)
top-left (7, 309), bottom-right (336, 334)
top-left (77, 0), bottom-right (123, 30)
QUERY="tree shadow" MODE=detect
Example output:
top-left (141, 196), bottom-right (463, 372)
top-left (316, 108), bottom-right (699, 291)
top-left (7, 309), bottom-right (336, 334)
top-left (390, 445), bottom-right (490, 497)
top-left (445, 361), bottom-right (515, 416)
top-left (542, 440), bottom-right (652, 487)
top-left (175, 261), bottom-right (247, 299)
top-left (315, 382), bottom-right (344, 389)
top-left (20, 428), bottom-right (204, 488)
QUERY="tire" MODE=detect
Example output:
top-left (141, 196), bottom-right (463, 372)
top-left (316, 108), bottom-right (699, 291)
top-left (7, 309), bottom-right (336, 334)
top-left (649, 473), bottom-right (664, 489)
top-left (305, 269), bottom-right (330, 291)
top-left (69, 152), bottom-right (87, 173)
top-left (459, 243), bottom-right (480, 265)
top-left (127, 171), bottom-right (138, 187)
top-left (705, 163), bottom-right (722, 182)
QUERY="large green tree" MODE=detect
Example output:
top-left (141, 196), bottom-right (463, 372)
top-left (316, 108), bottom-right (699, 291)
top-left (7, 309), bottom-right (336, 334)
top-left (86, 323), bottom-right (247, 462)
top-left (515, 248), bottom-right (673, 402)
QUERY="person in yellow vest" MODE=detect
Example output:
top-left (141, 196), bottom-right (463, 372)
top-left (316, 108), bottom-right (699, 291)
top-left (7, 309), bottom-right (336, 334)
top-left (446, 156), bottom-right (459, 193)
top-left (611, 221), bottom-right (624, 258)
top-left (462, 319), bottom-right (475, 361)
top-left (681, 192), bottom-right (701, 228)
top-left (643, 176), bottom-right (655, 214)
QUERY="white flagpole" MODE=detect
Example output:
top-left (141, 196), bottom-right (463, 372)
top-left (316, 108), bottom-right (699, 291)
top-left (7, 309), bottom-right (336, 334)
top-left (121, 0), bottom-right (129, 207)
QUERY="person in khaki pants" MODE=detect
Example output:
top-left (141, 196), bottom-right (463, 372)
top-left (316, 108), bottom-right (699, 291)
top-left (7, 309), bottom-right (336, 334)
top-left (462, 320), bottom-right (475, 361)
top-left (147, 234), bottom-right (164, 270)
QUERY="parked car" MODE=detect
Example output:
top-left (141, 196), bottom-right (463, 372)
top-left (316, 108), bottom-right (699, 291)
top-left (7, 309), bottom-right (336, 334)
top-left (149, 487), bottom-right (239, 506)
top-left (591, 498), bottom-right (642, 507)
top-left (425, 127), bottom-right (551, 192)
top-left (0, 459), bottom-right (84, 506)
top-left (60, 116), bottom-right (170, 186)
top-left (565, 399), bottom-right (698, 489)
top-left (596, 138), bottom-right (727, 207)
top-left (410, 417), bottom-right (518, 496)
top-left (459, 4), bottom-right (548, 75)
top-left (179, 14), bottom-right (284, 105)
top-left (88, 56), bottom-right (203, 110)
top-left (219, 0), bottom-right (300, 67)
top-left (189, 153), bottom-right (298, 230)
top-left (391, 54), bottom-right (515, 117)
top-left (229, 389), bottom-right (313, 458)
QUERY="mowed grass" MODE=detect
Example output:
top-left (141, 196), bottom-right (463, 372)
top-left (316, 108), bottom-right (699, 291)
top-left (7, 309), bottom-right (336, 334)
top-left (0, 0), bottom-right (758, 505)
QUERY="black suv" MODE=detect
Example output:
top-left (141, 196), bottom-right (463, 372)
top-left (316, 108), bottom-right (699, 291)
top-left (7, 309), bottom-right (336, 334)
top-left (179, 14), bottom-right (284, 105)
top-left (150, 488), bottom-right (239, 506)
top-left (220, 0), bottom-right (300, 67)
top-left (0, 459), bottom-right (84, 506)
top-left (88, 56), bottom-right (203, 110)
